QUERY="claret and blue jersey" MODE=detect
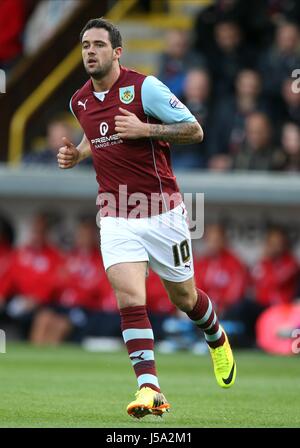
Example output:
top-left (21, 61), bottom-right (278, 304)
top-left (70, 66), bottom-right (197, 216)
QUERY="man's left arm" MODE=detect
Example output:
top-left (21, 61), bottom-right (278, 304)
top-left (114, 76), bottom-right (203, 144)
top-left (146, 120), bottom-right (203, 144)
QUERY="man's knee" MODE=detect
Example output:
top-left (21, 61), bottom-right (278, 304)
top-left (55, 315), bottom-right (72, 334)
top-left (107, 262), bottom-right (147, 309)
top-left (175, 291), bottom-right (197, 312)
top-left (168, 285), bottom-right (197, 313)
top-left (115, 290), bottom-right (146, 309)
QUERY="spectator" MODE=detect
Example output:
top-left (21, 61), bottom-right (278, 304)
top-left (194, 223), bottom-right (248, 316)
top-left (258, 22), bottom-right (300, 99)
top-left (157, 28), bottom-right (206, 99)
top-left (31, 218), bottom-right (114, 345)
top-left (0, 215), bottom-right (15, 307)
top-left (23, 118), bottom-right (80, 165)
top-left (208, 69), bottom-right (271, 169)
top-left (171, 69), bottom-right (212, 169)
top-left (270, 1), bottom-right (300, 25)
top-left (232, 112), bottom-right (285, 171)
top-left (0, 0), bottom-right (26, 72)
top-left (252, 226), bottom-right (299, 307)
top-left (5, 213), bottom-right (63, 339)
top-left (280, 78), bottom-right (300, 124)
top-left (280, 122), bottom-right (300, 172)
top-left (193, 1), bottom-right (274, 56)
top-left (208, 20), bottom-right (255, 97)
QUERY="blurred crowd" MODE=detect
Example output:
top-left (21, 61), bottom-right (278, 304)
top-left (0, 213), bottom-right (299, 351)
top-left (9, 0), bottom-right (298, 172)
top-left (159, 3), bottom-right (300, 171)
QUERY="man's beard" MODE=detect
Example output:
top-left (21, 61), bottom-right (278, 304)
top-left (85, 59), bottom-right (113, 80)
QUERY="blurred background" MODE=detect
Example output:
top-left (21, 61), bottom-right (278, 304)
top-left (0, 0), bottom-right (300, 356)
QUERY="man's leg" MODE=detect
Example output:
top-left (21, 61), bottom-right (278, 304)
top-left (30, 309), bottom-right (72, 345)
top-left (44, 314), bottom-right (73, 345)
top-left (162, 276), bottom-right (236, 388)
top-left (106, 261), bottom-right (170, 418)
top-left (162, 277), bottom-right (225, 348)
top-left (30, 309), bottom-right (56, 345)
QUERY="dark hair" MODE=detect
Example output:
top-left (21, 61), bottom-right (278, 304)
top-left (80, 18), bottom-right (122, 49)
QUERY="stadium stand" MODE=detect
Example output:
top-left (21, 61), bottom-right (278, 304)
top-left (0, 0), bottom-right (300, 352)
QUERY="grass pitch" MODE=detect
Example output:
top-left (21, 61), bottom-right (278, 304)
top-left (0, 343), bottom-right (299, 428)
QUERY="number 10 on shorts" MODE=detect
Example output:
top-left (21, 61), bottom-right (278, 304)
top-left (172, 240), bottom-right (190, 266)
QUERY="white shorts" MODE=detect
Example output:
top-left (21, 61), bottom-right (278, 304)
top-left (100, 202), bottom-right (194, 283)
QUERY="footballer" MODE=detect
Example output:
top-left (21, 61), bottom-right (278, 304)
top-left (57, 18), bottom-right (236, 419)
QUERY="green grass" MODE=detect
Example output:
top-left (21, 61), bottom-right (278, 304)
top-left (0, 343), bottom-right (299, 428)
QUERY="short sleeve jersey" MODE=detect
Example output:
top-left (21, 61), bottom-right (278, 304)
top-left (70, 66), bottom-right (197, 217)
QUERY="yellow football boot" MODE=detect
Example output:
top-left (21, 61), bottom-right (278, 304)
top-left (209, 327), bottom-right (236, 388)
top-left (127, 387), bottom-right (170, 419)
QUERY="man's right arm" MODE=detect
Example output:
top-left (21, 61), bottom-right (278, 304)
top-left (57, 133), bottom-right (91, 169)
top-left (76, 133), bottom-right (92, 162)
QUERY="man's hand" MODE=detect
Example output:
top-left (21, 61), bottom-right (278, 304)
top-left (115, 107), bottom-right (149, 139)
top-left (57, 137), bottom-right (80, 169)
top-left (115, 107), bottom-right (203, 144)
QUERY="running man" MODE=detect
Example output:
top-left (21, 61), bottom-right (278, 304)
top-left (57, 18), bottom-right (236, 419)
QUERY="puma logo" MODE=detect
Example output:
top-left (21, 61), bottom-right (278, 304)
top-left (184, 262), bottom-right (191, 270)
top-left (78, 99), bottom-right (88, 110)
top-left (130, 352), bottom-right (144, 361)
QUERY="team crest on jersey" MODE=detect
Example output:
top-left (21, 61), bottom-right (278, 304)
top-left (119, 85), bottom-right (135, 104)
